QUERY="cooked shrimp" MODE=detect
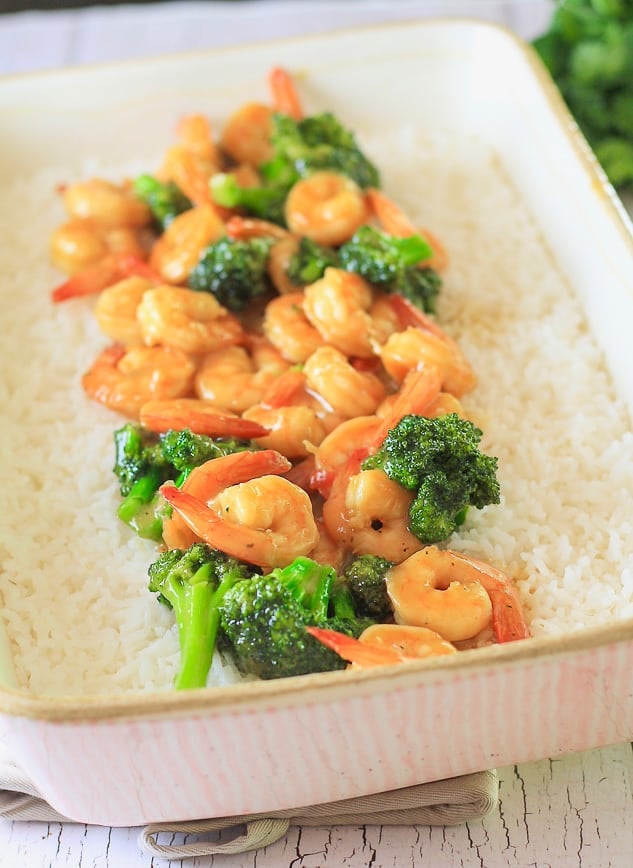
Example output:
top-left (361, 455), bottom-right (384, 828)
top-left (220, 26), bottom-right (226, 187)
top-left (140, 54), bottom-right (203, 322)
top-left (195, 339), bottom-right (290, 412)
top-left (50, 218), bottom-right (147, 275)
top-left (81, 344), bottom-right (196, 417)
top-left (220, 102), bottom-right (275, 167)
top-left (159, 115), bottom-right (222, 206)
top-left (51, 252), bottom-right (161, 303)
top-left (242, 404), bottom-right (327, 458)
top-left (380, 326), bottom-right (476, 398)
top-left (262, 292), bottom-right (325, 363)
top-left (368, 293), bottom-right (403, 346)
top-left (162, 449), bottom-right (291, 550)
top-left (161, 451), bottom-right (319, 568)
top-left (303, 346), bottom-right (386, 419)
top-left (307, 517), bottom-right (347, 572)
top-left (385, 547), bottom-right (531, 644)
top-left (341, 468), bottom-right (423, 563)
top-left (267, 236), bottom-right (301, 295)
top-left (366, 187), bottom-right (448, 272)
top-left (370, 367), bottom-right (442, 450)
top-left (94, 276), bottom-right (152, 345)
top-left (225, 215), bottom-right (291, 242)
top-left (303, 268), bottom-right (378, 358)
top-left (149, 204), bottom-right (225, 284)
top-left (63, 179), bottom-right (152, 228)
top-left (136, 285), bottom-right (243, 354)
top-left (139, 398), bottom-right (269, 438)
top-left (311, 414), bottom-right (383, 498)
top-left (307, 624), bottom-right (457, 669)
top-left (285, 172), bottom-right (369, 246)
top-left (268, 66), bottom-right (303, 119)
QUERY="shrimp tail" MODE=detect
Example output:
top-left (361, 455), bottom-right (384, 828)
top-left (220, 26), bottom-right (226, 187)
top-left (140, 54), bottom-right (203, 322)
top-left (51, 253), bottom-right (160, 303)
top-left (268, 66), bottom-right (303, 120)
top-left (139, 400), bottom-right (270, 438)
top-left (306, 627), bottom-right (405, 667)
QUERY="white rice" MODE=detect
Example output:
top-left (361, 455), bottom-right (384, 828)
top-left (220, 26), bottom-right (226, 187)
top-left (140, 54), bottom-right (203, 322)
top-left (0, 130), bottom-right (632, 696)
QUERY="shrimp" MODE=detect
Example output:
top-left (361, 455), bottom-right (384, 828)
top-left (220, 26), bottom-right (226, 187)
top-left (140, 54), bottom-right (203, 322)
top-left (302, 268), bottom-right (379, 358)
top-left (268, 66), bottom-right (303, 120)
top-left (311, 414), bottom-right (383, 498)
top-left (303, 346), bottom-right (386, 419)
top-left (220, 103), bottom-right (275, 167)
top-left (50, 218), bottom-right (147, 275)
top-left (262, 292), bottom-right (325, 363)
top-left (242, 404), bottom-right (327, 458)
top-left (51, 251), bottom-right (161, 303)
top-left (136, 285), bottom-right (244, 354)
top-left (81, 344), bottom-right (196, 417)
top-left (385, 547), bottom-right (531, 644)
top-left (160, 115), bottom-right (222, 206)
top-left (340, 468), bottom-right (423, 562)
top-left (195, 339), bottom-right (290, 412)
top-left (267, 236), bottom-right (301, 295)
top-left (366, 187), bottom-right (448, 272)
top-left (307, 516), bottom-right (347, 572)
top-left (285, 172), bottom-right (370, 246)
top-left (307, 624), bottom-right (457, 669)
top-left (225, 216), bottom-right (290, 242)
top-left (380, 326), bottom-right (476, 398)
top-left (94, 276), bottom-right (152, 345)
top-left (139, 399), bottom-right (269, 439)
top-left (149, 204), bottom-right (225, 284)
top-left (161, 449), bottom-right (291, 550)
top-left (62, 179), bottom-right (152, 228)
top-left (161, 450), bottom-right (319, 568)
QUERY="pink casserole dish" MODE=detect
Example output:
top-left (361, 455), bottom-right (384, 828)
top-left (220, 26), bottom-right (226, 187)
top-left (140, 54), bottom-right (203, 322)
top-left (1, 18), bottom-right (633, 826)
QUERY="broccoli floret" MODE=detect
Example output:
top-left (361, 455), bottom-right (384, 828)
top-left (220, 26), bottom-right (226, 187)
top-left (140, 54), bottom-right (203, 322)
top-left (287, 236), bottom-right (340, 285)
top-left (113, 424), bottom-right (172, 541)
top-left (363, 413), bottom-right (501, 544)
top-left (132, 174), bottom-right (191, 229)
top-left (188, 236), bottom-right (273, 312)
top-left (159, 428), bottom-right (253, 482)
top-left (219, 557), bottom-right (373, 680)
top-left (338, 226), bottom-right (440, 313)
top-left (343, 554), bottom-right (394, 621)
top-left (148, 543), bottom-right (253, 689)
top-left (210, 172), bottom-right (288, 225)
top-left (113, 425), bottom-right (256, 539)
top-left (262, 112), bottom-right (380, 190)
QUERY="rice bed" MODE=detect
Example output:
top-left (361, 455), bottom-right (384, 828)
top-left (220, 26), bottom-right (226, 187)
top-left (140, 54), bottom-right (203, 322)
top-left (0, 130), bottom-right (632, 696)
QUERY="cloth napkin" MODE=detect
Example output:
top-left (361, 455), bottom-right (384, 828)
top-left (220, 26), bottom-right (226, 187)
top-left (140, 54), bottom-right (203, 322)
top-left (0, 754), bottom-right (498, 858)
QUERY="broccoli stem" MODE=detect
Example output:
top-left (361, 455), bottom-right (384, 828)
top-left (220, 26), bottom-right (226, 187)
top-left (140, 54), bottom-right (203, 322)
top-left (172, 564), bottom-right (216, 690)
top-left (330, 583), bottom-right (357, 620)
top-left (117, 468), bottom-right (164, 541)
top-left (172, 565), bottom-right (245, 690)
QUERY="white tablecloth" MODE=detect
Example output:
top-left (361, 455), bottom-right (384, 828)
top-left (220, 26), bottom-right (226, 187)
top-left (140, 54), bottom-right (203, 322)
top-left (1, 2), bottom-right (633, 867)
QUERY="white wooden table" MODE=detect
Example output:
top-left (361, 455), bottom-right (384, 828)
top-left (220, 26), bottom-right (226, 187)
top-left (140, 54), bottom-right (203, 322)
top-left (2, 2), bottom-right (633, 866)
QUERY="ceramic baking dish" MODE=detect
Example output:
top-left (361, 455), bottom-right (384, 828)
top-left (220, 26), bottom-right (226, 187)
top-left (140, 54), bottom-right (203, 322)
top-left (1, 19), bottom-right (633, 827)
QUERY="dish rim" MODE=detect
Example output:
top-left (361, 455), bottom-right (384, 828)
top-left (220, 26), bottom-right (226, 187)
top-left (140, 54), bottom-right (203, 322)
top-left (1, 15), bottom-right (633, 722)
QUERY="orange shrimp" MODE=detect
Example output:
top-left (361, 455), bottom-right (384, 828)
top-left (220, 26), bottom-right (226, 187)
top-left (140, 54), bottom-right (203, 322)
top-left (161, 450), bottom-right (319, 567)
top-left (386, 547), bottom-right (531, 644)
top-left (139, 399), bottom-right (270, 438)
top-left (307, 624), bottom-right (457, 669)
top-left (51, 252), bottom-right (161, 303)
top-left (268, 66), bottom-right (303, 120)
top-left (162, 449), bottom-right (291, 550)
